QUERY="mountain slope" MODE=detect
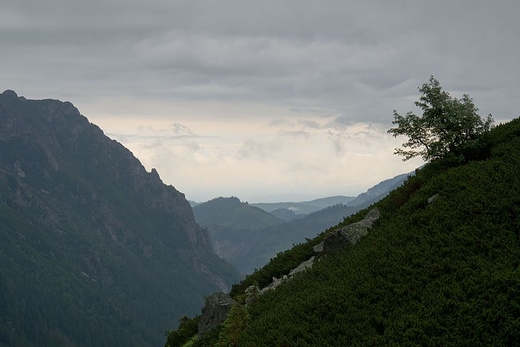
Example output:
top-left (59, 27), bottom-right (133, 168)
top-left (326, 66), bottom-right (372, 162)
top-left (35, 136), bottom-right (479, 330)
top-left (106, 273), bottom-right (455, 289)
top-left (0, 90), bottom-right (240, 347)
top-left (192, 197), bottom-right (284, 265)
top-left (195, 175), bottom-right (409, 275)
top-left (181, 117), bottom-right (520, 346)
top-left (193, 197), bottom-right (284, 231)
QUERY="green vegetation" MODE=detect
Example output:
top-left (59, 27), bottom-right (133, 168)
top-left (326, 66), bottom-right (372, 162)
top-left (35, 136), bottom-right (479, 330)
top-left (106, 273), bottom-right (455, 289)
top-left (164, 316), bottom-right (200, 347)
top-left (194, 191), bottom-right (393, 275)
top-left (0, 93), bottom-right (240, 347)
top-left (166, 83), bottom-right (519, 346)
top-left (239, 118), bottom-right (519, 346)
top-left (215, 301), bottom-right (250, 347)
top-left (388, 76), bottom-right (494, 161)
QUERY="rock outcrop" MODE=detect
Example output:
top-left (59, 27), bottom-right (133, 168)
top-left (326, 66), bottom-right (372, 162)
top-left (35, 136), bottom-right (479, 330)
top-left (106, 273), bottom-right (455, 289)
top-left (428, 194), bottom-right (439, 204)
top-left (317, 207), bottom-right (380, 254)
top-left (248, 208), bottom-right (381, 297)
top-left (198, 292), bottom-right (236, 335)
top-left (288, 256), bottom-right (315, 277)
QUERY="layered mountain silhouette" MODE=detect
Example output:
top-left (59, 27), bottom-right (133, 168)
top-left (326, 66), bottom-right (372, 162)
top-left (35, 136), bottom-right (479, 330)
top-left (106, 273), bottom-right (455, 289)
top-left (251, 195), bottom-right (356, 218)
top-left (193, 172), bottom-right (411, 274)
top-left (0, 90), bottom-right (239, 347)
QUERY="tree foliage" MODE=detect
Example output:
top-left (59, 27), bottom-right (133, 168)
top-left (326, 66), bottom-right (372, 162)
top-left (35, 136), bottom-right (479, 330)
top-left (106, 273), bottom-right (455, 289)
top-left (164, 316), bottom-right (200, 347)
top-left (388, 76), bottom-right (494, 161)
top-left (216, 301), bottom-right (250, 347)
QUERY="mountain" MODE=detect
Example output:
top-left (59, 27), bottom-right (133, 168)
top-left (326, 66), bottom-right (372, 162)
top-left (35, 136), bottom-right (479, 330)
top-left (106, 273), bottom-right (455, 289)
top-left (268, 207), bottom-right (305, 222)
top-left (235, 179), bottom-right (408, 274)
top-left (0, 90), bottom-right (240, 347)
top-left (192, 197), bottom-right (285, 265)
top-left (170, 117), bottom-right (520, 346)
top-left (252, 195), bottom-right (356, 216)
top-left (193, 197), bottom-right (284, 230)
top-left (193, 175), bottom-right (409, 274)
top-left (347, 172), bottom-right (411, 206)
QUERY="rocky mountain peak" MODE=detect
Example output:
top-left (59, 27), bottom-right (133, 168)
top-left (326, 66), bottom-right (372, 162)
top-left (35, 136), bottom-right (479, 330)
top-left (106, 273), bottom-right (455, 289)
top-left (0, 91), bottom-right (240, 346)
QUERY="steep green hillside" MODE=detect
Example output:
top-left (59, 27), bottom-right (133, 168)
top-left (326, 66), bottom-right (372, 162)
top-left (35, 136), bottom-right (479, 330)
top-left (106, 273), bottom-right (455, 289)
top-left (171, 117), bottom-right (520, 346)
top-left (0, 90), bottom-right (240, 347)
top-left (194, 179), bottom-right (407, 275)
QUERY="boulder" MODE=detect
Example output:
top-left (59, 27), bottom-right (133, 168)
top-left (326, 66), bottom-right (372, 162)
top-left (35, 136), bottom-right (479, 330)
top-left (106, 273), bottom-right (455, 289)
top-left (259, 276), bottom-right (285, 294)
top-left (322, 231), bottom-right (351, 253)
top-left (427, 194), bottom-right (439, 204)
top-left (313, 242), bottom-right (324, 253)
top-left (245, 285), bottom-right (260, 305)
top-left (289, 256), bottom-right (315, 277)
top-left (322, 208), bottom-right (380, 254)
top-left (198, 292), bottom-right (235, 335)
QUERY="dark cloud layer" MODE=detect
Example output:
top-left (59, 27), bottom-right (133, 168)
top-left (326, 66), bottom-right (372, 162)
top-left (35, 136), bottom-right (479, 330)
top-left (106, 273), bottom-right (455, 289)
top-left (2, 0), bottom-right (519, 201)
top-left (3, 0), bottom-right (519, 123)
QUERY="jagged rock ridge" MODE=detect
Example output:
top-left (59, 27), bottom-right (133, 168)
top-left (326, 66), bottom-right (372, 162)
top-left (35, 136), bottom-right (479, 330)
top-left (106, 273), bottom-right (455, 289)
top-left (0, 90), bottom-right (240, 347)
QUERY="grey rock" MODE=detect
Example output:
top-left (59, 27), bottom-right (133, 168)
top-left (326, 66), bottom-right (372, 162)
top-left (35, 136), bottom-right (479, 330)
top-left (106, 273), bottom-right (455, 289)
top-left (313, 241), bottom-right (324, 253)
top-left (289, 256), bottom-right (315, 277)
top-left (256, 256), bottom-right (317, 295)
top-left (198, 292), bottom-right (235, 336)
top-left (248, 208), bottom-right (381, 297)
top-left (259, 276), bottom-right (285, 294)
top-left (322, 230), bottom-right (351, 253)
top-left (245, 285), bottom-right (260, 305)
top-left (427, 194), bottom-right (439, 204)
top-left (323, 208), bottom-right (380, 253)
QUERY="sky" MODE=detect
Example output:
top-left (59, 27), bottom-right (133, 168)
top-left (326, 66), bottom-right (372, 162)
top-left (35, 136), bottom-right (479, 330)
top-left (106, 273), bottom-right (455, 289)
top-left (2, 0), bottom-right (519, 203)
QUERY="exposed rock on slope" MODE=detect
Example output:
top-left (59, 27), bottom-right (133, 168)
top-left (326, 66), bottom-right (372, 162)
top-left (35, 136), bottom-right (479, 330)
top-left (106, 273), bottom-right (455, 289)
top-left (318, 207), bottom-right (380, 253)
top-left (198, 293), bottom-right (236, 336)
top-left (247, 208), bottom-right (380, 295)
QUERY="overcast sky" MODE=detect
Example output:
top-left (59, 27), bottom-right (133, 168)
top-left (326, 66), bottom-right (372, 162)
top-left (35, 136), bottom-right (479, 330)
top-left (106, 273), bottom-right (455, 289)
top-left (2, 0), bottom-right (519, 202)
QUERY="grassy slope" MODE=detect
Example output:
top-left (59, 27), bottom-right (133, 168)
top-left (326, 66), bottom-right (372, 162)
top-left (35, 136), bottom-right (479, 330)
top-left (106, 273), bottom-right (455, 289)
top-left (237, 118), bottom-right (520, 346)
top-left (183, 118), bottom-right (520, 347)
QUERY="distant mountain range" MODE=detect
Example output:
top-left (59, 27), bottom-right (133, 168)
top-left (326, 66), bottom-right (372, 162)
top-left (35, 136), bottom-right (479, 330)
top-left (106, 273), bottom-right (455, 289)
top-left (193, 172), bottom-right (412, 274)
top-left (0, 90), bottom-right (240, 347)
top-left (192, 197), bottom-right (285, 267)
top-left (251, 195), bottom-right (356, 217)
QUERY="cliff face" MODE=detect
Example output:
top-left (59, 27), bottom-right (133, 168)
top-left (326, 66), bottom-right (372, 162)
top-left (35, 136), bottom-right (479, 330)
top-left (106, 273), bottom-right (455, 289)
top-left (0, 90), bottom-right (239, 347)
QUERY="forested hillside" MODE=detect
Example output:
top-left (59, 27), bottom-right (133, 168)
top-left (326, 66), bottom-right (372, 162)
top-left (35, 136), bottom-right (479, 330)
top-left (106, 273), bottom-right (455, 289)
top-left (167, 116), bottom-right (520, 346)
top-left (0, 90), bottom-right (239, 347)
top-left (193, 197), bottom-right (285, 269)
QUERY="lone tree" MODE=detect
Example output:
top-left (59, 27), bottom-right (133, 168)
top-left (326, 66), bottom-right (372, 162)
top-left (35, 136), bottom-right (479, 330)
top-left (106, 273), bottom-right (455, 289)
top-left (388, 76), bottom-right (494, 161)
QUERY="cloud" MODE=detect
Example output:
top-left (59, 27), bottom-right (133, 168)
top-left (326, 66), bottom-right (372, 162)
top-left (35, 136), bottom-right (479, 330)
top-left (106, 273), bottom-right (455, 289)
top-left (2, 0), bottom-right (520, 201)
top-left (277, 130), bottom-right (312, 140)
top-left (237, 140), bottom-right (279, 161)
top-left (169, 123), bottom-right (196, 137)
